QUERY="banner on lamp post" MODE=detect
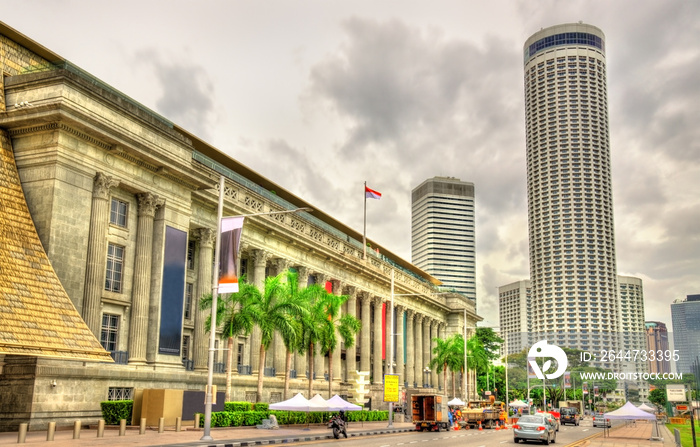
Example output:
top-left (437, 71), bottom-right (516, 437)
top-left (219, 217), bottom-right (244, 294)
top-left (384, 374), bottom-right (399, 402)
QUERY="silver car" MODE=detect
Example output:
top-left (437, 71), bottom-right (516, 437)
top-left (592, 413), bottom-right (611, 428)
top-left (513, 415), bottom-right (557, 444)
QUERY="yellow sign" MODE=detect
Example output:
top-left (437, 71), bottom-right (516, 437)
top-left (384, 374), bottom-right (399, 402)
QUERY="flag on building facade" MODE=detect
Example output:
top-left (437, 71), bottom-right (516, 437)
top-left (219, 216), bottom-right (244, 293)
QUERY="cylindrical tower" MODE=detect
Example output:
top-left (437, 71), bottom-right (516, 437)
top-left (523, 23), bottom-right (619, 351)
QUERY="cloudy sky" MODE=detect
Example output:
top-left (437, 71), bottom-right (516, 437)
top-left (5, 1), bottom-right (699, 331)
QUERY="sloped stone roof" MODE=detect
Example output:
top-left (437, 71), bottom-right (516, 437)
top-left (0, 130), bottom-right (113, 362)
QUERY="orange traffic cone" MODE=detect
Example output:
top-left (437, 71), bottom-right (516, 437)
top-left (478, 422), bottom-right (483, 431)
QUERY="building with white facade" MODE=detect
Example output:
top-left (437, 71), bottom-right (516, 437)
top-left (523, 23), bottom-right (619, 353)
top-left (617, 275), bottom-right (648, 400)
top-left (498, 280), bottom-right (531, 355)
top-left (411, 177), bottom-right (476, 302)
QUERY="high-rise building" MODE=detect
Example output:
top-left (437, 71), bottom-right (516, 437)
top-left (411, 177), bottom-right (476, 301)
top-left (645, 321), bottom-right (671, 375)
top-left (618, 276), bottom-right (648, 400)
top-left (523, 23), bottom-right (619, 351)
top-left (671, 294), bottom-right (700, 374)
top-left (498, 280), bottom-right (531, 355)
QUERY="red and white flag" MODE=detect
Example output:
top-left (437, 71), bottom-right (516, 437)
top-left (365, 185), bottom-right (382, 200)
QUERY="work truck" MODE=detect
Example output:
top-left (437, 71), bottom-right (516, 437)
top-left (410, 394), bottom-right (450, 432)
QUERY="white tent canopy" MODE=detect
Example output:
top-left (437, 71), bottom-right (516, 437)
top-left (309, 394), bottom-right (330, 409)
top-left (638, 403), bottom-right (656, 412)
top-left (327, 394), bottom-right (363, 411)
top-left (604, 402), bottom-right (656, 420)
top-left (448, 397), bottom-right (466, 406)
top-left (269, 393), bottom-right (329, 412)
top-left (509, 400), bottom-right (529, 408)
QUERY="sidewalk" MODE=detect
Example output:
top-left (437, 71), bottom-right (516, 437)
top-left (569, 420), bottom-right (676, 447)
top-left (0, 421), bottom-right (416, 447)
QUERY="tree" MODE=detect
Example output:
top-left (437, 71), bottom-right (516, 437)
top-left (200, 283), bottom-right (255, 402)
top-left (648, 388), bottom-right (667, 408)
top-left (315, 290), bottom-right (360, 398)
top-left (241, 272), bottom-right (307, 402)
top-left (430, 337), bottom-right (453, 395)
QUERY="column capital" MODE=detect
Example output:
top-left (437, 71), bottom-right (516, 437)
top-left (192, 227), bottom-right (216, 248)
top-left (371, 295), bottom-right (384, 307)
top-left (297, 265), bottom-right (310, 280)
top-left (136, 192), bottom-right (163, 218)
top-left (314, 272), bottom-right (330, 285)
top-left (358, 291), bottom-right (371, 305)
top-left (92, 172), bottom-right (119, 200)
top-left (406, 308), bottom-right (415, 318)
top-left (345, 285), bottom-right (358, 298)
top-left (271, 257), bottom-right (291, 274)
top-left (414, 313), bottom-right (424, 324)
top-left (251, 249), bottom-right (271, 267)
top-left (395, 304), bottom-right (406, 315)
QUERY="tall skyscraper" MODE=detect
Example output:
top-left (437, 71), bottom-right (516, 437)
top-left (645, 321), bottom-right (671, 375)
top-left (671, 294), bottom-right (700, 374)
top-left (411, 177), bottom-right (476, 301)
top-left (523, 23), bottom-right (619, 349)
top-left (498, 280), bottom-right (531, 355)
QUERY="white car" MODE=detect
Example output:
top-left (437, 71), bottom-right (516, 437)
top-left (592, 413), bottom-right (611, 428)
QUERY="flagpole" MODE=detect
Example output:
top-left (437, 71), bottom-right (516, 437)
top-left (363, 181), bottom-right (367, 260)
top-left (201, 174), bottom-right (225, 441)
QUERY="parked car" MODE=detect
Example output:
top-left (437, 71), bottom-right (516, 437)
top-left (537, 411), bottom-right (560, 432)
top-left (560, 407), bottom-right (580, 426)
top-left (592, 412), bottom-right (611, 428)
top-left (513, 414), bottom-right (557, 444)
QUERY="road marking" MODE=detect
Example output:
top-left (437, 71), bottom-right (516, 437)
top-left (582, 429), bottom-right (589, 432)
top-left (500, 441), bottom-right (510, 444)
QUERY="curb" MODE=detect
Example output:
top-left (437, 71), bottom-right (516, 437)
top-left (205, 427), bottom-right (415, 447)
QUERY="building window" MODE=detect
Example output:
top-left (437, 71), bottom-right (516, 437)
top-left (100, 314), bottom-right (119, 351)
top-left (110, 198), bottom-right (128, 228)
top-left (105, 243), bottom-right (125, 292)
top-left (184, 283), bottom-right (193, 320)
top-left (187, 240), bottom-right (195, 270)
top-left (182, 335), bottom-right (190, 361)
top-left (108, 387), bottom-right (133, 401)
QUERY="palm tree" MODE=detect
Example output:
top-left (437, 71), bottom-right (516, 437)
top-left (298, 283), bottom-right (328, 397)
top-left (429, 337), bottom-right (453, 395)
top-left (241, 272), bottom-right (306, 402)
top-left (446, 334), bottom-right (465, 398)
top-left (467, 334), bottom-right (490, 398)
top-left (315, 291), bottom-right (360, 398)
top-left (200, 283), bottom-right (255, 402)
top-left (275, 270), bottom-right (313, 400)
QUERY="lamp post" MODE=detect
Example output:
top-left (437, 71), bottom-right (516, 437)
top-left (200, 175), bottom-right (312, 441)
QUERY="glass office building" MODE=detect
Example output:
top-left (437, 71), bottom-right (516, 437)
top-left (671, 295), bottom-right (700, 374)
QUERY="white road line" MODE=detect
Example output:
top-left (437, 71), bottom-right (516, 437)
top-left (500, 440), bottom-right (510, 443)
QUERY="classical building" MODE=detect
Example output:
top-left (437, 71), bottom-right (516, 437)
top-left (411, 177), bottom-right (476, 302)
top-left (0, 21), bottom-right (481, 430)
top-left (671, 294), bottom-right (700, 374)
top-left (523, 23), bottom-right (620, 353)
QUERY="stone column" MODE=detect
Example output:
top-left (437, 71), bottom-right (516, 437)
top-left (331, 280), bottom-right (343, 382)
top-left (82, 172), bottom-right (119, 336)
top-left (359, 293), bottom-right (371, 374)
top-left (295, 266), bottom-right (311, 378)
top-left (415, 314), bottom-right (425, 387)
top-left (395, 305), bottom-right (405, 384)
top-left (345, 286), bottom-right (358, 376)
top-left (430, 320), bottom-right (439, 388)
top-left (314, 273), bottom-right (330, 380)
top-left (405, 309), bottom-right (415, 387)
top-left (249, 249), bottom-right (270, 375)
top-left (385, 300), bottom-right (393, 375)
top-left (128, 192), bottom-right (162, 365)
top-left (193, 228), bottom-right (215, 371)
top-left (272, 258), bottom-right (290, 377)
top-left (423, 317), bottom-right (432, 387)
top-left (372, 297), bottom-right (383, 385)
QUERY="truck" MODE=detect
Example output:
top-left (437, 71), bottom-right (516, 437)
top-left (559, 400), bottom-right (583, 415)
top-left (410, 394), bottom-right (450, 432)
top-left (462, 400), bottom-right (502, 428)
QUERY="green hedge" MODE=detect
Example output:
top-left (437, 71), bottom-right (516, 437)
top-left (100, 400), bottom-right (133, 425)
top-left (199, 408), bottom-right (388, 428)
top-left (254, 402), bottom-right (269, 412)
top-left (224, 401), bottom-right (253, 412)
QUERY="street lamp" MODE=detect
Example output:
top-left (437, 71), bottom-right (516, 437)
top-left (201, 175), bottom-right (312, 441)
top-left (424, 367), bottom-right (432, 388)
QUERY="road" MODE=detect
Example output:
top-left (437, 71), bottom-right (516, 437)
top-left (294, 418), bottom-right (608, 447)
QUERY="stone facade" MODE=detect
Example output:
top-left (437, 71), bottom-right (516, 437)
top-left (0, 22), bottom-right (482, 431)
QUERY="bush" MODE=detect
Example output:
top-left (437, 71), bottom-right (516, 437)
top-left (254, 402), bottom-right (269, 412)
top-left (100, 400), bottom-right (133, 425)
top-left (225, 401), bottom-right (253, 412)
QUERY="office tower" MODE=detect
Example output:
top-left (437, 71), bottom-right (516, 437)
top-left (523, 23), bottom-right (619, 350)
top-left (498, 280), bottom-right (532, 355)
top-left (671, 294), bottom-right (700, 374)
top-left (618, 276), bottom-right (648, 399)
top-left (411, 177), bottom-right (476, 301)
top-left (645, 321), bottom-right (671, 375)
